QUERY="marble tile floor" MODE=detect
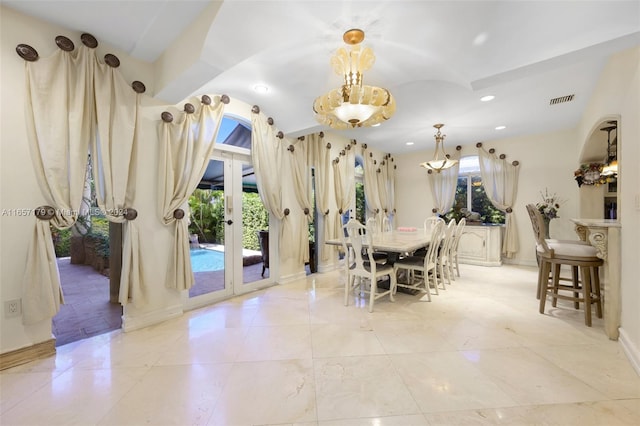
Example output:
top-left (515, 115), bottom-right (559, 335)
top-left (1, 264), bottom-right (639, 425)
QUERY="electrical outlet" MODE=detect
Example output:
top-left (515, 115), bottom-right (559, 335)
top-left (5, 299), bottom-right (22, 318)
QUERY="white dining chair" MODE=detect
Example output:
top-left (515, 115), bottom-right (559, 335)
top-left (366, 217), bottom-right (389, 263)
top-left (392, 220), bottom-right (445, 301)
top-left (341, 219), bottom-right (396, 312)
top-left (424, 216), bottom-right (444, 232)
top-left (450, 218), bottom-right (466, 278)
top-left (437, 219), bottom-right (457, 287)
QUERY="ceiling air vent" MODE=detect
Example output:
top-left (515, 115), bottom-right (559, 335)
top-left (549, 94), bottom-right (575, 105)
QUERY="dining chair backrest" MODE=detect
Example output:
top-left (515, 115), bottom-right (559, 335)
top-left (423, 220), bottom-right (445, 269)
top-left (382, 215), bottom-right (392, 232)
top-left (441, 219), bottom-right (457, 257)
top-left (424, 216), bottom-right (444, 232)
top-left (366, 217), bottom-right (378, 235)
top-left (454, 217), bottom-right (466, 240)
top-left (343, 219), bottom-right (377, 274)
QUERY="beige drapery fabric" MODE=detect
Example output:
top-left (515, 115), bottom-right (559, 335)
top-left (333, 143), bottom-right (355, 243)
top-left (92, 57), bottom-right (143, 306)
top-left (478, 147), bottom-right (520, 258)
top-left (22, 46), bottom-right (95, 324)
top-left (377, 156), bottom-right (396, 227)
top-left (159, 97), bottom-right (225, 291)
top-left (288, 138), bottom-right (312, 265)
top-left (428, 151), bottom-right (461, 215)
top-left (386, 159), bottom-right (397, 227)
top-left (251, 112), bottom-right (295, 261)
top-left (308, 133), bottom-right (333, 261)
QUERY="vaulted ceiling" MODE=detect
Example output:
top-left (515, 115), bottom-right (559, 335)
top-left (4, 0), bottom-right (639, 154)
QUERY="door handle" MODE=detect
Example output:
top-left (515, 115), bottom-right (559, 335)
top-left (226, 219), bottom-right (233, 225)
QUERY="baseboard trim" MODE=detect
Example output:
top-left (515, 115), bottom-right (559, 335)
top-left (122, 304), bottom-right (183, 332)
top-left (618, 327), bottom-right (640, 376)
top-left (0, 338), bottom-right (56, 371)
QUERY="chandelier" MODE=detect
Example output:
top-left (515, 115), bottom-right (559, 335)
top-left (313, 29), bottom-right (396, 129)
top-left (420, 124), bottom-right (458, 173)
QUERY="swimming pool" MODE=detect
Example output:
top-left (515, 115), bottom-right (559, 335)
top-left (190, 248), bottom-right (225, 272)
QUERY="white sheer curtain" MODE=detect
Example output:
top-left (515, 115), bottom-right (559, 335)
top-left (288, 137), bottom-right (312, 265)
top-left (92, 57), bottom-right (143, 306)
top-left (363, 148), bottom-right (382, 226)
top-left (158, 96), bottom-right (225, 291)
top-left (427, 150), bottom-right (461, 215)
top-left (309, 133), bottom-right (333, 261)
top-left (251, 111), bottom-right (295, 261)
top-left (333, 143), bottom-right (355, 243)
top-left (478, 147), bottom-right (520, 258)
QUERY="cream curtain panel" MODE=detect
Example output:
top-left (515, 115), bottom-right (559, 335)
top-left (288, 137), bottom-right (312, 265)
top-left (478, 147), bottom-right (520, 258)
top-left (428, 150), bottom-right (461, 215)
top-left (158, 97), bottom-right (225, 291)
top-left (22, 43), bottom-right (144, 323)
top-left (251, 112), bottom-right (295, 261)
top-left (378, 155), bottom-right (396, 227)
top-left (333, 143), bottom-right (355, 244)
top-left (308, 133), bottom-right (333, 261)
top-left (92, 57), bottom-right (142, 306)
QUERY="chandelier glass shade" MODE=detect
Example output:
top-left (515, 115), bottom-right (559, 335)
top-left (313, 29), bottom-right (396, 129)
top-left (420, 124), bottom-right (458, 173)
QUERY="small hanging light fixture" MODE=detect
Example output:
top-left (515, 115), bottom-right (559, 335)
top-left (420, 124), bottom-right (458, 173)
top-left (600, 121), bottom-right (618, 177)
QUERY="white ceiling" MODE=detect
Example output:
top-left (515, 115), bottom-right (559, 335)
top-left (4, 0), bottom-right (640, 154)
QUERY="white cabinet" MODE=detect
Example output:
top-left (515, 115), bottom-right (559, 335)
top-left (457, 224), bottom-right (503, 266)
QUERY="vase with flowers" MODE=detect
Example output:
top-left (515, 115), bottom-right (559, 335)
top-left (536, 189), bottom-right (564, 238)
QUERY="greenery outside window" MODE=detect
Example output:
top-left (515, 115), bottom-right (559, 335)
top-left (445, 156), bottom-right (505, 224)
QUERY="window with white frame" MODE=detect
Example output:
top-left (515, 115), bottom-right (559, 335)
top-left (445, 155), bottom-right (505, 224)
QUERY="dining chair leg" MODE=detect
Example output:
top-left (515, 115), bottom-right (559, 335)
top-left (368, 277), bottom-right (377, 313)
top-left (571, 265), bottom-right (580, 309)
top-left (430, 270), bottom-right (439, 295)
top-left (455, 256), bottom-right (460, 277)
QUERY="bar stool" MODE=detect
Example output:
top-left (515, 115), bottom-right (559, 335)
top-left (525, 204), bottom-right (603, 326)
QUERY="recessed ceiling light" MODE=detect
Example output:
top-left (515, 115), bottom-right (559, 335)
top-left (406, 142), bottom-right (414, 146)
top-left (480, 95), bottom-right (495, 102)
top-left (495, 125), bottom-right (506, 130)
top-left (372, 123), bottom-right (381, 127)
top-left (253, 84), bottom-right (269, 93)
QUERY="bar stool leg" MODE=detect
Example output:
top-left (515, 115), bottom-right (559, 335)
top-left (539, 260), bottom-right (551, 314)
top-left (581, 266), bottom-right (592, 327)
top-left (592, 266), bottom-right (603, 318)
top-left (552, 263), bottom-right (561, 308)
top-left (572, 266), bottom-right (580, 309)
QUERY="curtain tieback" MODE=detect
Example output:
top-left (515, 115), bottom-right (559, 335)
top-left (173, 209), bottom-right (185, 219)
top-left (34, 205), bottom-right (55, 221)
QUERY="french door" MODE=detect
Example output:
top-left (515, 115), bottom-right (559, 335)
top-left (184, 148), bottom-right (272, 311)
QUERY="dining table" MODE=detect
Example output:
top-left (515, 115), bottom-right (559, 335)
top-left (325, 228), bottom-right (434, 254)
top-left (326, 228), bottom-right (435, 301)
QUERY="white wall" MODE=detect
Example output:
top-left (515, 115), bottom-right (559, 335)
top-left (577, 47), bottom-right (640, 369)
top-left (395, 127), bottom-right (581, 267)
